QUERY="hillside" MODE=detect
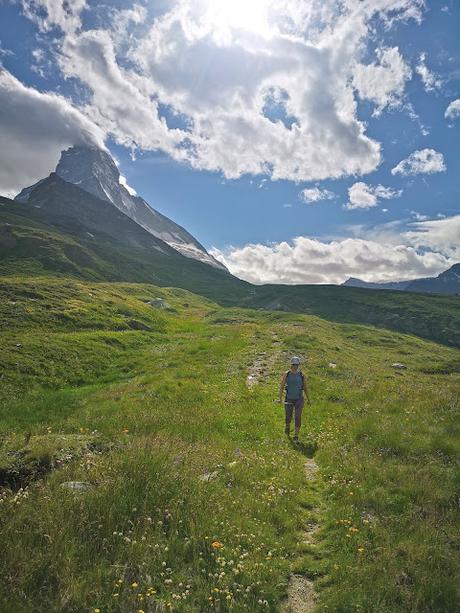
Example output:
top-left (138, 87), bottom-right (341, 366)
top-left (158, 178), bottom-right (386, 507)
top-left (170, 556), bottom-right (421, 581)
top-left (1, 184), bottom-right (460, 350)
top-left (248, 283), bottom-right (460, 349)
top-left (0, 177), bottom-right (250, 301)
top-left (0, 277), bottom-right (459, 612)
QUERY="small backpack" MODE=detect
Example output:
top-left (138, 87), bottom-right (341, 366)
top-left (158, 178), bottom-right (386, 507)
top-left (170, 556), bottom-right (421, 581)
top-left (285, 369), bottom-right (305, 392)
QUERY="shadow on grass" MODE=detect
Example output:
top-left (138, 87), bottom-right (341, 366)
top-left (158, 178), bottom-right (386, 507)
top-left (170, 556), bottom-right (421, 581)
top-left (287, 436), bottom-right (318, 458)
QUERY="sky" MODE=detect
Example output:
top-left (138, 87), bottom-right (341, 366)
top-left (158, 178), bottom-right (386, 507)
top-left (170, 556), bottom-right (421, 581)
top-left (0, 0), bottom-right (459, 284)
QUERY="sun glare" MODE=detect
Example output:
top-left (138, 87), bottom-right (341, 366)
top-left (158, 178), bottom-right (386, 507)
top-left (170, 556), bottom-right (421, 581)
top-left (204, 0), bottom-right (272, 37)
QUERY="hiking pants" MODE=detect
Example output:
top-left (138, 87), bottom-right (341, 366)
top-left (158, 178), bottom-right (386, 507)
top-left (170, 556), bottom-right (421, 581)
top-left (285, 397), bottom-right (304, 429)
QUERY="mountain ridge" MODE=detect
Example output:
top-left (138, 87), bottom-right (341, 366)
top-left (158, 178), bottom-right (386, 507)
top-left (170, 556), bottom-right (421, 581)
top-left (343, 263), bottom-right (460, 295)
top-left (15, 145), bottom-right (226, 271)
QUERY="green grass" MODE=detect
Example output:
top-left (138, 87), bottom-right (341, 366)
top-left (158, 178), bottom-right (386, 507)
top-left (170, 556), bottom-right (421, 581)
top-left (0, 277), bottom-right (459, 612)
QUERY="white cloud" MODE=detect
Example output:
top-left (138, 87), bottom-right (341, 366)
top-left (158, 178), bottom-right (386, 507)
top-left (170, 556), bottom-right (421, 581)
top-left (415, 52), bottom-right (442, 91)
top-left (20, 0), bottom-right (87, 34)
top-left (299, 187), bottom-right (336, 203)
top-left (0, 68), bottom-right (105, 197)
top-left (58, 30), bottom-right (183, 155)
top-left (445, 99), bottom-right (460, 121)
top-left (15, 0), bottom-right (428, 184)
top-left (346, 182), bottom-right (402, 210)
top-left (404, 214), bottom-right (460, 260)
top-left (210, 206), bottom-right (460, 285)
top-left (353, 46), bottom-right (412, 115)
top-left (410, 211), bottom-right (428, 221)
top-left (210, 232), bottom-right (452, 285)
top-left (210, 211), bottom-right (460, 285)
top-left (391, 148), bottom-right (446, 176)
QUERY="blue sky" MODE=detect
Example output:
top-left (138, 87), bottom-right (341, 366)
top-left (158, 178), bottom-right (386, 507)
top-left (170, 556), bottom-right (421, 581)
top-left (0, 0), bottom-right (459, 284)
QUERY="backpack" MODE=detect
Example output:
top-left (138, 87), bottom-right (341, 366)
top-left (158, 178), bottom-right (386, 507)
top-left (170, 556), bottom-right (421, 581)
top-left (285, 369), bottom-right (305, 392)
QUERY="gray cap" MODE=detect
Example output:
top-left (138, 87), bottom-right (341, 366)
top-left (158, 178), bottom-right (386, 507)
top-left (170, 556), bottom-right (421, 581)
top-left (290, 356), bottom-right (301, 365)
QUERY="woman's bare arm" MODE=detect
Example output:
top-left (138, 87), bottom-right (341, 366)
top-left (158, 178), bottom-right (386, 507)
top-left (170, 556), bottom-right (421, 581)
top-left (303, 375), bottom-right (312, 404)
top-left (277, 373), bottom-right (287, 402)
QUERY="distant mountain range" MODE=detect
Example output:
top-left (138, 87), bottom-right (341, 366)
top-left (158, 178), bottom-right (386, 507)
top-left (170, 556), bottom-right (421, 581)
top-left (343, 264), bottom-right (460, 295)
top-left (16, 145), bottom-right (226, 271)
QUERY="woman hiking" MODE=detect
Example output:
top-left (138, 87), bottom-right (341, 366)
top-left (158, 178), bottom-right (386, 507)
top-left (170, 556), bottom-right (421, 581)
top-left (276, 356), bottom-right (311, 443)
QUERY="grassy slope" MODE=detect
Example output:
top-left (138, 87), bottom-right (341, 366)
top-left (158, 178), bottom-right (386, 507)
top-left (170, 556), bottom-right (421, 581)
top-left (0, 277), bottom-right (459, 612)
top-left (249, 284), bottom-right (460, 349)
top-left (2, 195), bottom-right (460, 351)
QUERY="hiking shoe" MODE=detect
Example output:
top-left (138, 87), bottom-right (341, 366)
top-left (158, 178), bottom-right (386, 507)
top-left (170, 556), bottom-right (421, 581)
top-left (293, 435), bottom-right (299, 444)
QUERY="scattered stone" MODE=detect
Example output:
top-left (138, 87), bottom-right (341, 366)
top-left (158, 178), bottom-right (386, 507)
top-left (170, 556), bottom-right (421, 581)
top-left (227, 461), bottom-right (238, 468)
top-left (302, 522), bottom-right (320, 545)
top-left (60, 481), bottom-right (93, 492)
top-left (304, 458), bottom-right (318, 480)
top-left (127, 319), bottom-right (152, 331)
top-left (198, 471), bottom-right (218, 482)
top-left (328, 362), bottom-right (337, 368)
top-left (246, 350), bottom-right (282, 388)
top-left (234, 448), bottom-right (244, 458)
top-left (282, 575), bottom-right (317, 612)
top-left (147, 298), bottom-right (172, 310)
top-left (392, 362), bottom-right (407, 370)
top-left (361, 510), bottom-right (378, 524)
top-left (172, 454), bottom-right (184, 465)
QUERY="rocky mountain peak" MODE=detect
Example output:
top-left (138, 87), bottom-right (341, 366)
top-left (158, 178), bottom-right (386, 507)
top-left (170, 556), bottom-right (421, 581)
top-left (16, 145), bottom-right (227, 271)
top-left (56, 145), bottom-right (121, 205)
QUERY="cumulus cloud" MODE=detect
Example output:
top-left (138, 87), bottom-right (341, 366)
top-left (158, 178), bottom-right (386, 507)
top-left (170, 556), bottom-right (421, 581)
top-left (13, 0), bottom-right (427, 184)
top-left (391, 148), bottom-right (446, 176)
top-left (299, 187), bottom-right (336, 204)
top-left (210, 233), bottom-right (452, 285)
top-left (345, 182), bottom-right (402, 210)
top-left (20, 0), bottom-right (87, 34)
top-left (445, 99), bottom-right (460, 121)
top-left (404, 214), bottom-right (460, 260)
top-left (0, 68), bottom-right (105, 197)
top-left (58, 30), bottom-right (183, 154)
top-left (415, 52), bottom-right (442, 91)
top-left (211, 207), bottom-right (460, 286)
top-left (353, 46), bottom-right (411, 115)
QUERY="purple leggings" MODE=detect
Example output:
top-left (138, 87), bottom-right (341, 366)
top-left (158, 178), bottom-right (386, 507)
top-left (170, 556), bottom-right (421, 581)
top-left (285, 397), bottom-right (304, 428)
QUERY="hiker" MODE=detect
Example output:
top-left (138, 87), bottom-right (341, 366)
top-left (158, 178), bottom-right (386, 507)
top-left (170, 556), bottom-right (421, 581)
top-left (276, 356), bottom-right (311, 443)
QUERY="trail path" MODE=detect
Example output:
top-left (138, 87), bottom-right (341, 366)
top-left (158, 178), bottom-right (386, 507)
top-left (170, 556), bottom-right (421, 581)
top-left (246, 341), bottom-right (321, 611)
top-left (246, 334), bottom-right (284, 388)
top-left (282, 457), bottom-right (320, 612)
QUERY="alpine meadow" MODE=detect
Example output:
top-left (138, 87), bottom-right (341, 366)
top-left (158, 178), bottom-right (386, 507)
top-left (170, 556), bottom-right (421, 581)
top-left (1, 1), bottom-right (460, 612)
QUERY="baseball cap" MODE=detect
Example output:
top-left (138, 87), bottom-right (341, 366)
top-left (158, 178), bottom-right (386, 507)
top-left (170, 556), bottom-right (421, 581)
top-left (290, 356), bottom-right (301, 365)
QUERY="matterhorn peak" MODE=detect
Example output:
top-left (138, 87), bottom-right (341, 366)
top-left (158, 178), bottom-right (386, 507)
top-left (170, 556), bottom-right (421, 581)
top-left (16, 145), bottom-right (227, 271)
